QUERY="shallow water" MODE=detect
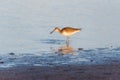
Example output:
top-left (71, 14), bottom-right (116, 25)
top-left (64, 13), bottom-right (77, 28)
top-left (0, 47), bottom-right (120, 68)
top-left (0, 0), bottom-right (120, 68)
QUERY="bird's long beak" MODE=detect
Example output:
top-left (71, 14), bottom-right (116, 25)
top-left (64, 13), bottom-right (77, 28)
top-left (50, 29), bottom-right (55, 34)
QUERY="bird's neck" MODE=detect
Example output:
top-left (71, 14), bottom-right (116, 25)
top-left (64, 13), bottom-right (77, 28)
top-left (56, 28), bottom-right (61, 33)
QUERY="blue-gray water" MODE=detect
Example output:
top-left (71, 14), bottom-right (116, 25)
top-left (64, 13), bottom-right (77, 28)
top-left (0, 0), bottom-right (120, 68)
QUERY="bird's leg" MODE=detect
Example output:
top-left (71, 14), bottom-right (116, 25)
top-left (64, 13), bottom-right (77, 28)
top-left (66, 36), bottom-right (70, 47)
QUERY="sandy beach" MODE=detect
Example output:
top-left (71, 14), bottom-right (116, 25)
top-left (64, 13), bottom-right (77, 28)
top-left (0, 63), bottom-right (120, 80)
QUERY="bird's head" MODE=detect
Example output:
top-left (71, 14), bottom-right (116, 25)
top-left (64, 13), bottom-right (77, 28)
top-left (50, 27), bottom-right (60, 34)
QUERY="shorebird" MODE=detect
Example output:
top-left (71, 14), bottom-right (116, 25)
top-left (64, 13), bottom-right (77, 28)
top-left (50, 27), bottom-right (82, 47)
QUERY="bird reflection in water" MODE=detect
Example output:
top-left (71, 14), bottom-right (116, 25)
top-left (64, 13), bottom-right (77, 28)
top-left (58, 46), bottom-right (74, 54)
top-left (50, 45), bottom-right (74, 55)
top-left (51, 45), bottom-right (83, 55)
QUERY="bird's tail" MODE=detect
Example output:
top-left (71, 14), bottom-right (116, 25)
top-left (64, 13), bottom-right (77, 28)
top-left (79, 28), bottom-right (82, 31)
top-left (77, 28), bottom-right (82, 31)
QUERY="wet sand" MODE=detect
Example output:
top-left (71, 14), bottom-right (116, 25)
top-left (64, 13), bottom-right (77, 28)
top-left (0, 63), bottom-right (120, 80)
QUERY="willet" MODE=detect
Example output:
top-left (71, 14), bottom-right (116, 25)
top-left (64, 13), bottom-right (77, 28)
top-left (50, 27), bottom-right (82, 46)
